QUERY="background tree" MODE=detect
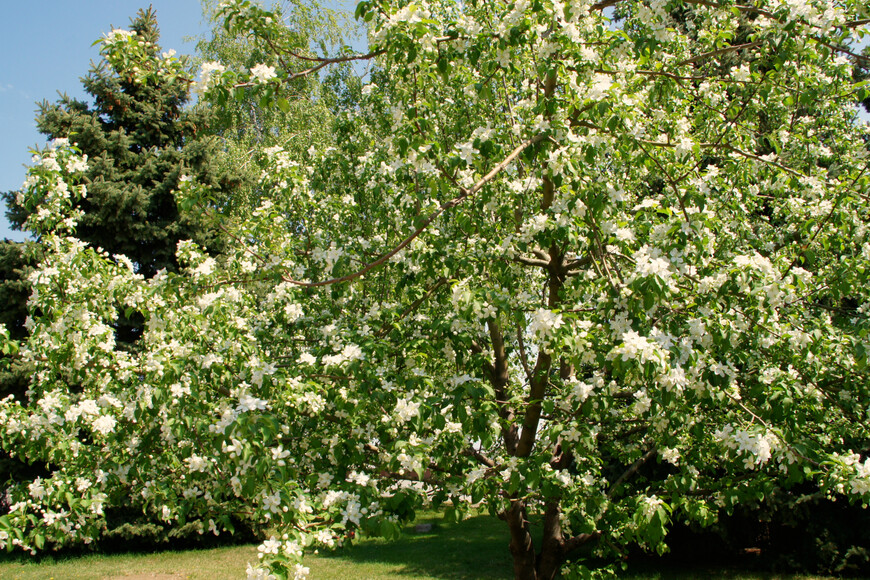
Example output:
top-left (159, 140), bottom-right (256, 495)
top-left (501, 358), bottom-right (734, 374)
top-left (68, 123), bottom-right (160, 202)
top-left (193, 0), bottom-right (362, 215)
top-left (4, 6), bottom-right (228, 280)
top-left (0, 7), bottom-right (254, 550)
top-left (0, 240), bottom-right (40, 506)
top-left (0, 242), bottom-right (36, 398)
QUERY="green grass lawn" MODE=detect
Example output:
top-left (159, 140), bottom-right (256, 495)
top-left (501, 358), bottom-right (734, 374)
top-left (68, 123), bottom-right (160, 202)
top-left (0, 512), bottom-right (842, 579)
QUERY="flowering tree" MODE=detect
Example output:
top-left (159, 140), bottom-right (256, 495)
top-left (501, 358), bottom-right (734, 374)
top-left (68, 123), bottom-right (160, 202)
top-left (2, 1), bottom-right (870, 579)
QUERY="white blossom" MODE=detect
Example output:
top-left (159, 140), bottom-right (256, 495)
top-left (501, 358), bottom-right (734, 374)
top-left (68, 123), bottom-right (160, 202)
top-left (394, 398), bottom-right (421, 422)
top-left (251, 63), bottom-right (277, 83)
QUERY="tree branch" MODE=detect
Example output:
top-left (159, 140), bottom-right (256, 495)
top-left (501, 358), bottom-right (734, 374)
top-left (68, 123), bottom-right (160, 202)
top-left (279, 133), bottom-right (546, 288)
top-left (464, 448), bottom-right (496, 468)
top-left (607, 447), bottom-right (657, 497)
top-left (284, 49), bottom-right (385, 64)
top-left (513, 255), bottom-right (551, 268)
top-left (563, 531), bottom-right (602, 555)
top-left (677, 41), bottom-right (762, 67)
top-left (487, 319), bottom-right (519, 455)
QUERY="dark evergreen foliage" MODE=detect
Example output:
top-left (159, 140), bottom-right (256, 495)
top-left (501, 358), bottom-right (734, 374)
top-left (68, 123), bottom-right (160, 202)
top-left (0, 9), bottom-right (244, 545)
top-left (0, 241), bottom-right (42, 504)
top-left (4, 7), bottom-right (228, 278)
top-left (855, 45), bottom-right (870, 115)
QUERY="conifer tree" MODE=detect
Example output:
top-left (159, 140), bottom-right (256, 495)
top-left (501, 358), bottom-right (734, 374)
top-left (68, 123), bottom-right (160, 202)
top-left (0, 241), bottom-right (39, 500)
top-left (5, 6), bottom-right (226, 279)
top-left (0, 8), bottom-right (243, 545)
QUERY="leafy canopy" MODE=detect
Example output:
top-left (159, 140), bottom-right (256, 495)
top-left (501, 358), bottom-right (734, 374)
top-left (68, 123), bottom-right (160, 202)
top-left (2, 1), bottom-right (870, 579)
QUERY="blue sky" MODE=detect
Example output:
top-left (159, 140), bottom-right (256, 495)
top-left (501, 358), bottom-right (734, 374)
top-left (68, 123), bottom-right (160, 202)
top-left (0, 1), bottom-right (210, 241)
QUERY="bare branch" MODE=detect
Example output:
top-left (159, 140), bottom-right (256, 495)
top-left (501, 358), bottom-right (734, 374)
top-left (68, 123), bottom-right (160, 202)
top-left (563, 532), bottom-right (602, 555)
top-left (566, 255), bottom-right (592, 272)
top-left (677, 41), bottom-right (762, 67)
top-left (590, 0), bottom-right (623, 10)
top-left (513, 255), bottom-right (551, 268)
top-left (607, 447), bottom-right (657, 497)
top-left (531, 248), bottom-right (551, 261)
top-left (721, 144), bottom-right (806, 177)
top-left (515, 348), bottom-right (552, 457)
top-left (487, 319), bottom-right (519, 455)
top-left (817, 41), bottom-right (870, 66)
top-left (232, 49), bottom-right (385, 89)
top-left (464, 448), bottom-right (496, 468)
top-left (279, 134), bottom-right (546, 288)
top-left (284, 49), bottom-right (385, 64)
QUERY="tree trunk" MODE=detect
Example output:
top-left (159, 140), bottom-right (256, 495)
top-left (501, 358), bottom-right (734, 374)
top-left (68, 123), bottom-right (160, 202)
top-left (503, 499), bottom-right (539, 580)
top-left (503, 499), bottom-right (574, 580)
top-left (535, 502), bottom-right (565, 580)
top-left (504, 497), bottom-right (601, 579)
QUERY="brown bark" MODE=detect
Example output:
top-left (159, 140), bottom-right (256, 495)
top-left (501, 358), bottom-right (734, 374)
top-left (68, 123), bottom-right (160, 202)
top-left (503, 498), bottom-right (602, 579)
top-left (502, 499), bottom-right (538, 580)
top-left (515, 349), bottom-right (552, 457)
top-left (536, 502), bottom-right (565, 580)
top-left (516, 242), bottom-right (568, 457)
top-left (487, 319), bottom-right (519, 454)
top-left (507, 64), bottom-right (596, 580)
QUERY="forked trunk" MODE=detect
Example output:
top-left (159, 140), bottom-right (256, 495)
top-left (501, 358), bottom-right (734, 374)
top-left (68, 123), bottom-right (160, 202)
top-left (503, 499), bottom-right (598, 579)
top-left (503, 500), bottom-right (538, 579)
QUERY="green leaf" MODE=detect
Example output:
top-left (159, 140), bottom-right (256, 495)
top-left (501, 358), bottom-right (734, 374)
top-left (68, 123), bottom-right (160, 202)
top-left (437, 57), bottom-right (450, 83)
top-left (380, 519), bottom-right (400, 540)
top-left (221, 515), bottom-right (236, 535)
top-left (354, 1), bottom-right (369, 20)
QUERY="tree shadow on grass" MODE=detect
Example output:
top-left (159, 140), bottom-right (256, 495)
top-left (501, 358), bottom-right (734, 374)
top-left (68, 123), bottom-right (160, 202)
top-left (622, 562), bottom-right (841, 580)
top-left (316, 513), bottom-right (839, 580)
top-left (317, 513), bottom-right (513, 579)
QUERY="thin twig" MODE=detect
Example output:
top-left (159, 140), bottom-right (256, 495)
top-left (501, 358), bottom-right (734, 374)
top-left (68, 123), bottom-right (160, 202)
top-left (279, 134), bottom-right (547, 288)
top-left (677, 42), bottom-right (762, 67)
